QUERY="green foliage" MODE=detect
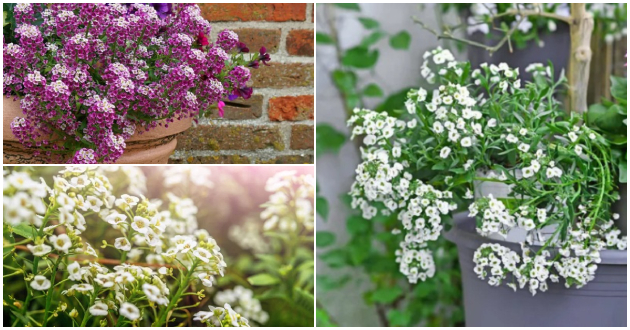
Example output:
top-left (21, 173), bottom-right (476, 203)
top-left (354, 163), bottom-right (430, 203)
top-left (363, 83), bottom-right (384, 97)
top-left (3, 3), bottom-right (17, 44)
top-left (334, 3), bottom-right (361, 11)
top-left (316, 32), bottom-right (334, 44)
top-left (370, 286), bottom-right (403, 304)
top-left (316, 124), bottom-right (346, 157)
top-left (316, 231), bottom-right (335, 247)
top-left (389, 31), bottom-right (411, 50)
top-left (342, 46), bottom-right (380, 69)
top-left (316, 196), bottom-right (330, 221)
top-left (587, 76), bottom-right (627, 183)
top-left (358, 17), bottom-right (380, 29)
top-left (316, 307), bottom-right (338, 327)
top-left (247, 273), bottom-right (281, 286)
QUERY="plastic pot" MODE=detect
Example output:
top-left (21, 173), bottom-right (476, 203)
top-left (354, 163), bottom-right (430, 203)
top-left (3, 97), bottom-right (192, 164)
top-left (465, 14), bottom-right (570, 82)
top-left (613, 183), bottom-right (627, 236)
top-left (445, 212), bottom-right (627, 327)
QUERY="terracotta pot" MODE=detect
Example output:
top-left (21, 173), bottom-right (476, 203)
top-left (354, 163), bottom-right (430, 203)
top-left (3, 98), bottom-right (192, 164)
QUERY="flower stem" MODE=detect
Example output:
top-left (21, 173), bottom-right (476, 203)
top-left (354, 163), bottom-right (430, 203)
top-left (153, 261), bottom-right (198, 327)
top-left (80, 293), bottom-right (97, 327)
top-left (41, 256), bottom-right (62, 326)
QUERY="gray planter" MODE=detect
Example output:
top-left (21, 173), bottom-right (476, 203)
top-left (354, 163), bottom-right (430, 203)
top-left (466, 19), bottom-right (570, 82)
top-left (613, 183), bottom-right (627, 236)
top-left (445, 213), bottom-right (627, 327)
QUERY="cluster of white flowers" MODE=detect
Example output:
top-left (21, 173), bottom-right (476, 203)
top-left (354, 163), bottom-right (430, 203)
top-left (261, 171), bottom-right (314, 232)
top-left (194, 303), bottom-right (250, 327)
top-left (228, 218), bottom-right (270, 254)
top-left (347, 105), bottom-right (458, 283)
top-left (3, 170), bottom-right (47, 226)
top-left (347, 46), bottom-right (627, 295)
top-left (3, 166), bottom-right (233, 326)
top-left (162, 166), bottom-right (214, 188)
top-left (214, 286), bottom-right (269, 325)
top-left (473, 205), bottom-right (626, 295)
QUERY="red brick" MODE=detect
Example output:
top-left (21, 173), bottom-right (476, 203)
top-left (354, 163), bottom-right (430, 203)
top-left (207, 95), bottom-right (263, 120)
top-left (251, 63), bottom-right (314, 89)
top-left (286, 29), bottom-right (314, 56)
top-left (290, 125), bottom-right (314, 150)
top-left (232, 28), bottom-right (281, 53)
top-left (199, 4), bottom-right (306, 22)
top-left (268, 95), bottom-right (314, 121)
top-left (177, 125), bottom-right (284, 151)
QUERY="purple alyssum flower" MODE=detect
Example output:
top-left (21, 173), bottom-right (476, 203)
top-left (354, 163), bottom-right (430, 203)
top-left (3, 3), bottom-right (268, 164)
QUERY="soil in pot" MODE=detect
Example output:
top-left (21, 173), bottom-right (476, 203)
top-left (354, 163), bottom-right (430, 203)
top-left (445, 213), bottom-right (627, 327)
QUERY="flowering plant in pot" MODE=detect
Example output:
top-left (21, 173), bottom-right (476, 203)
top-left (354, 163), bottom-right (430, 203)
top-left (3, 3), bottom-right (270, 164)
top-left (346, 46), bottom-right (627, 325)
top-left (3, 166), bottom-right (255, 327)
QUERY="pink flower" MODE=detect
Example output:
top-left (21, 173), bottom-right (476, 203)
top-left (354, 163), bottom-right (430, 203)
top-left (217, 100), bottom-right (225, 118)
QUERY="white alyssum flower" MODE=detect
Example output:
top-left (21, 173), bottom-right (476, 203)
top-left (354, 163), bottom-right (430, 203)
top-left (131, 216), bottom-right (150, 234)
top-left (50, 234), bottom-right (72, 253)
top-left (67, 261), bottom-right (82, 281)
top-left (439, 147), bottom-right (451, 159)
top-left (89, 302), bottom-right (109, 316)
top-left (119, 302), bottom-right (140, 320)
top-left (214, 286), bottom-right (269, 325)
top-left (30, 275), bottom-right (51, 291)
top-left (27, 243), bottom-right (52, 256)
top-left (115, 237), bottom-right (132, 251)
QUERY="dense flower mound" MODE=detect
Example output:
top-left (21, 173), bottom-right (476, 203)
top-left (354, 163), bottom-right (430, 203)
top-left (347, 47), bottom-right (627, 295)
top-left (4, 3), bottom-right (267, 163)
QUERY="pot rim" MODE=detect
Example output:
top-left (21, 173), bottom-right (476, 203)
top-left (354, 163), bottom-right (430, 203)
top-left (444, 212), bottom-right (627, 265)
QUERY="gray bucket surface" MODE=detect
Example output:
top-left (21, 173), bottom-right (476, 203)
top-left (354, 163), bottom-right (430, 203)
top-left (445, 213), bottom-right (627, 327)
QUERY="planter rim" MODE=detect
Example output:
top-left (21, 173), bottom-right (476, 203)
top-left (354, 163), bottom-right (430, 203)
top-left (3, 96), bottom-right (193, 142)
top-left (445, 212), bottom-right (627, 265)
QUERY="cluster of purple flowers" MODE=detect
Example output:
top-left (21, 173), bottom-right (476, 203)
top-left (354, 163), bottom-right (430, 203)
top-left (4, 3), bottom-right (270, 164)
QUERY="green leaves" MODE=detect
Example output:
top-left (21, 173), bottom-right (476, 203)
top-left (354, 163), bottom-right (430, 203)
top-left (360, 31), bottom-right (386, 48)
top-left (346, 215), bottom-right (371, 234)
top-left (11, 223), bottom-right (37, 239)
top-left (316, 32), bottom-right (334, 45)
top-left (342, 46), bottom-right (379, 69)
top-left (363, 83), bottom-right (384, 97)
top-left (370, 286), bottom-right (403, 304)
top-left (334, 3), bottom-right (360, 11)
top-left (389, 31), bottom-right (411, 49)
top-left (358, 17), bottom-right (380, 29)
top-left (316, 196), bottom-right (330, 220)
top-left (247, 273), bottom-right (280, 286)
top-left (387, 309), bottom-right (412, 327)
top-left (319, 249), bottom-right (348, 268)
top-left (610, 76), bottom-right (627, 105)
top-left (316, 231), bottom-right (335, 247)
top-left (316, 124), bottom-right (346, 156)
top-left (331, 69), bottom-right (360, 109)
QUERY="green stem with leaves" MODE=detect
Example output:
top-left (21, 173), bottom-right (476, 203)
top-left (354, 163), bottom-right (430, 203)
top-left (153, 260), bottom-right (198, 327)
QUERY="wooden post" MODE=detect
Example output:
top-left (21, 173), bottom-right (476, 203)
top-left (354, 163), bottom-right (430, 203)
top-left (567, 4), bottom-right (594, 114)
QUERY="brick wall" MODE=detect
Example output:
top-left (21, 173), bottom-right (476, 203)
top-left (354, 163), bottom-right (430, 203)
top-left (171, 3), bottom-right (314, 164)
